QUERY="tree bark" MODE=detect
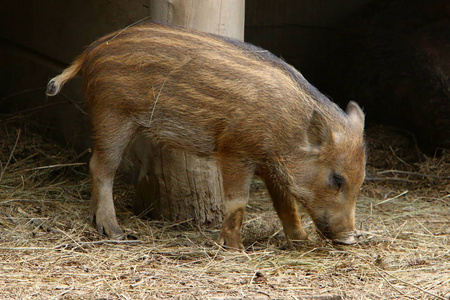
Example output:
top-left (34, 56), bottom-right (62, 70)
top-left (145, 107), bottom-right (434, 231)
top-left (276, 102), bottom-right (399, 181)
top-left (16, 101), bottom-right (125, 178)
top-left (132, 0), bottom-right (245, 226)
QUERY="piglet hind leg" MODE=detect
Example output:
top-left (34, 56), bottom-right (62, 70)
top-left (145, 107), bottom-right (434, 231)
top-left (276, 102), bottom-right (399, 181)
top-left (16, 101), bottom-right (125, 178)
top-left (217, 157), bottom-right (254, 250)
top-left (88, 121), bottom-right (137, 239)
top-left (89, 151), bottom-right (123, 238)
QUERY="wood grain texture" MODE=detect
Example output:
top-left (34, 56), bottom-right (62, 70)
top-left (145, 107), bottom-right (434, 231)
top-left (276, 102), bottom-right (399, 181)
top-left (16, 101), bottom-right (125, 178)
top-left (133, 0), bottom-right (244, 225)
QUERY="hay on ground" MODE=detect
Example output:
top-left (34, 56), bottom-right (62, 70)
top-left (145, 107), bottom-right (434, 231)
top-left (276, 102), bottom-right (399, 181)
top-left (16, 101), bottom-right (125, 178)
top-left (1, 116), bottom-right (449, 299)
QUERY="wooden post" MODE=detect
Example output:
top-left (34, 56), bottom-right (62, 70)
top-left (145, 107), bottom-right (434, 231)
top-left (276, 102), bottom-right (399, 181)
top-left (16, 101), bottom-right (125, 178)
top-left (150, 0), bottom-right (245, 40)
top-left (132, 0), bottom-right (245, 226)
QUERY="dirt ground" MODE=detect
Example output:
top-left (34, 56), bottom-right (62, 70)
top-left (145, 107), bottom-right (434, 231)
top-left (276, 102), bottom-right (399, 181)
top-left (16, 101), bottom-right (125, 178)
top-left (1, 117), bottom-right (449, 300)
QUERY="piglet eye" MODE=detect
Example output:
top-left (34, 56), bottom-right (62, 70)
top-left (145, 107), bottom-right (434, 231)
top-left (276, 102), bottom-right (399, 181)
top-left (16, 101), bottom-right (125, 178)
top-left (330, 173), bottom-right (345, 190)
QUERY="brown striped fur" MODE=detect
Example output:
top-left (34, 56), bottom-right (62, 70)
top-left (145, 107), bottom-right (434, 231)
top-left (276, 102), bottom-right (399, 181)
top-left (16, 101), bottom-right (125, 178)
top-left (47, 22), bottom-right (366, 249)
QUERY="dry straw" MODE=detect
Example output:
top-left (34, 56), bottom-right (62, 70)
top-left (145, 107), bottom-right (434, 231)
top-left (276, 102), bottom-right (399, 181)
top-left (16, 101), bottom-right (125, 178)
top-left (1, 117), bottom-right (449, 299)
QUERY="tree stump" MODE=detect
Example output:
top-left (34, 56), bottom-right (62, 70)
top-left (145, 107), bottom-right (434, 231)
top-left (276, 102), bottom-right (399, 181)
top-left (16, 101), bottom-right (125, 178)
top-left (133, 137), bottom-right (224, 226)
top-left (131, 0), bottom-right (244, 226)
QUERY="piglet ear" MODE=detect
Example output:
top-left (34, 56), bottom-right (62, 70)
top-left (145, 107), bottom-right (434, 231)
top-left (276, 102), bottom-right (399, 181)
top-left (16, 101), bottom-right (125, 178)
top-left (307, 109), bottom-right (333, 152)
top-left (346, 101), bottom-right (365, 132)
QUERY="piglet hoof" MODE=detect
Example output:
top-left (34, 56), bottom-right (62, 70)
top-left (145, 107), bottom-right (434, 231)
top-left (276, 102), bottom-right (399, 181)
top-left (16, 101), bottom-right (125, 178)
top-left (92, 212), bottom-right (124, 240)
top-left (218, 233), bottom-right (245, 251)
top-left (221, 242), bottom-right (245, 251)
top-left (286, 238), bottom-right (311, 250)
top-left (332, 234), bottom-right (357, 245)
